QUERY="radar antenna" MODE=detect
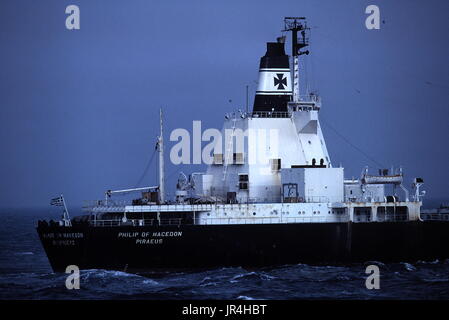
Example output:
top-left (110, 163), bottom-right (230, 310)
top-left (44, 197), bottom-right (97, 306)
top-left (283, 17), bottom-right (310, 103)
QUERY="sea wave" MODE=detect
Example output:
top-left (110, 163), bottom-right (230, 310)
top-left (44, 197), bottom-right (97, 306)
top-left (237, 295), bottom-right (255, 300)
top-left (401, 262), bottom-right (417, 272)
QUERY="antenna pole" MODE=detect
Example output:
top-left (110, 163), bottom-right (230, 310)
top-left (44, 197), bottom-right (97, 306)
top-left (283, 17), bottom-right (309, 103)
top-left (158, 108), bottom-right (165, 204)
top-left (246, 85), bottom-right (249, 114)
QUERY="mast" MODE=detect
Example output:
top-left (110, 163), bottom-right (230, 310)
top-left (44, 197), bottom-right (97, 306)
top-left (283, 17), bottom-right (309, 103)
top-left (61, 194), bottom-right (71, 226)
top-left (246, 84), bottom-right (249, 114)
top-left (158, 108), bottom-right (165, 203)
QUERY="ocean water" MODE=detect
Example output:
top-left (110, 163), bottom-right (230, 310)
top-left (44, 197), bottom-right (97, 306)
top-left (1, 209), bottom-right (449, 300)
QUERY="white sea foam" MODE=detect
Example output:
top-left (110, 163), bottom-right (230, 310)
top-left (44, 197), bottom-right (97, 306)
top-left (401, 262), bottom-right (417, 271)
top-left (237, 295), bottom-right (255, 300)
top-left (142, 279), bottom-right (159, 286)
top-left (231, 272), bottom-right (257, 281)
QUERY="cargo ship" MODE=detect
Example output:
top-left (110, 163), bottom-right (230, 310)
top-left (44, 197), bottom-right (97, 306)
top-left (37, 17), bottom-right (449, 273)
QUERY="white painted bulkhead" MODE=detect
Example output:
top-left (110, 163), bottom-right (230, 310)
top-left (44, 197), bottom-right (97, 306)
top-left (205, 109), bottom-right (332, 203)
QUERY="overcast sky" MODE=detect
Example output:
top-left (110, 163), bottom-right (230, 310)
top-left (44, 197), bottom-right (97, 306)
top-left (0, 0), bottom-right (448, 209)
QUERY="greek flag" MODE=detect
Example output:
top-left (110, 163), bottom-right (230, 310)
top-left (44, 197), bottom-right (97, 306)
top-left (50, 196), bottom-right (64, 206)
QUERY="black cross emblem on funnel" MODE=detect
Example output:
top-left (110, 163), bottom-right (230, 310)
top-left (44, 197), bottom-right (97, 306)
top-left (274, 73), bottom-right (287, 90)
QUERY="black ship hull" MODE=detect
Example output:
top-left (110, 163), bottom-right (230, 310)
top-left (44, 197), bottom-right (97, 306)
top-left (37, 221), bottom-right (449, 273)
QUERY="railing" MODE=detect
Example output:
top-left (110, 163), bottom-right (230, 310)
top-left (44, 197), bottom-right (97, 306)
top-left (211, 196), bottom-right (336, 204)
top-left (83, 200), bottom-right (215, 212)
top-left (83, 197), bottom-right (345, 212)
top-left (421, 213), bottom-right (449, 221)
top-left (84, 214), bottom-right (351, 227)
top-left (160, 218), bottom-right (183, 226)
top-left (83, 199), bottom-right (130, 209)
top-left (288, 95), bottom-right (322, 109)
top-left (89, 218), bottom-right (184, 227)
top-left (298, 94), bottom-right (320, 103)
top-left (305, 196), bottom-right (331, 203)
top-left (251, 111), bottom-right (291, 118)
top-left (126, 203), bottom-right (214, 212)
top-left (90, 219), bottom-right (124, 227)
top-left (195, 215), bottom-right (350, 225)
top-left (245, 197), bottom-right (282, 204)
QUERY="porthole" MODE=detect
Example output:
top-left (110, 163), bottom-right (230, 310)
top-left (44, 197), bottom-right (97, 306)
top-left (253, 212), bottom-right (256, 216)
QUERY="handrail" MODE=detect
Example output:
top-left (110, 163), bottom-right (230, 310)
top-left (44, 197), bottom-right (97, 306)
top-left (251, 111), bottom-right (291, 118)
top-left (83, 193), bottom-right (357, 211)
top-left (84, 214), bottom-right (351, 227)
top-left (75, 212), bottom-right (426, 227)
top-left (196, 215), bottom-right (350, 225)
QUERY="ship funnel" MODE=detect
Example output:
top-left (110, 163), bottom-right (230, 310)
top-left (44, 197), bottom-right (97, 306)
top-left (252, 41), bottom-right (292, 114)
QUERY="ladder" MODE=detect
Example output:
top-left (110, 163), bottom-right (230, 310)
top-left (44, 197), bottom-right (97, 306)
top-left (222, 117), bottom-right (237, 181)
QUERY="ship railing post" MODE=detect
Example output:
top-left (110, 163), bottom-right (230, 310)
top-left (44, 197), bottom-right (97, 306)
top-left (61, 194), bottom-right (71, 227)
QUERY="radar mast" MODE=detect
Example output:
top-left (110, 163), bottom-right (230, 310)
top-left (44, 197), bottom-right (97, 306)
top-left (283, 17), bottom-right (310, 103)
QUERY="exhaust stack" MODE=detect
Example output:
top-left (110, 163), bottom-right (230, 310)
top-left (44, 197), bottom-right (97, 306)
top-left (252, 39), bottom-right (292, 114)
